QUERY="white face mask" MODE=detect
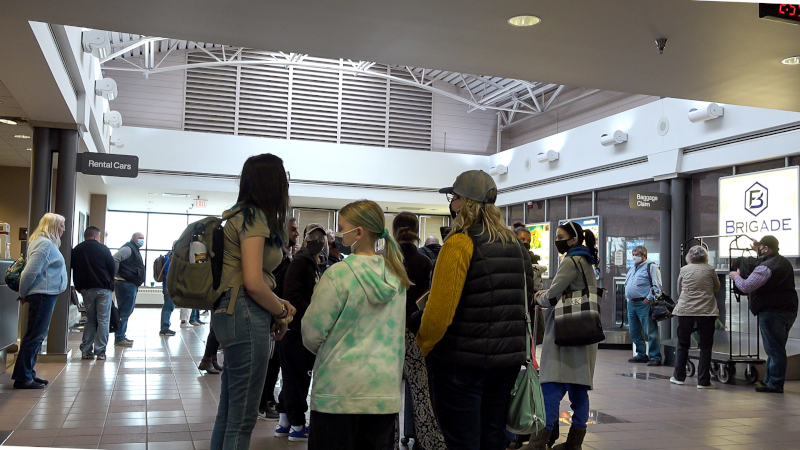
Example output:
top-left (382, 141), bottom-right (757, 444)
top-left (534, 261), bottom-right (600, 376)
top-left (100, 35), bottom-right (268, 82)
top-left (633, 256), bottom-right (643, 264)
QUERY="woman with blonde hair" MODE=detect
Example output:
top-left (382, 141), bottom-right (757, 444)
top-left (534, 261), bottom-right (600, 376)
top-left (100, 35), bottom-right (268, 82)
top-left (12, 213), bottom-right (68, 389)
top-left (416, 170), bottom-right (533, 450)
top-left (302, 200), bottom-right (409, 450)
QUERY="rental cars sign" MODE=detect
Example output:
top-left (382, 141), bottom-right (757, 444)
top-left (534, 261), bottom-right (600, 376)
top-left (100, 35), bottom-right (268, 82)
top-left (719, 166), bottom-right (799, 257)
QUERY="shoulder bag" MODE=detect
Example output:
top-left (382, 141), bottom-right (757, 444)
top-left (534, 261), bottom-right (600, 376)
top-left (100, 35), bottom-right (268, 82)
top-left (507, 244), bottom-right (546, 435)
top-left (553, 257), bottom-right (606, 347)
top-left (646, 263), bottom-right (675, 322)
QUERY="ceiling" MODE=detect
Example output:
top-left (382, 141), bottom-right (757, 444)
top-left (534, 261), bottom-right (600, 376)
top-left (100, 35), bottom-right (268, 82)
top-left (0, 80), bottom-right (32, 167)
top-left (2, 0), bottom-right (800, 119)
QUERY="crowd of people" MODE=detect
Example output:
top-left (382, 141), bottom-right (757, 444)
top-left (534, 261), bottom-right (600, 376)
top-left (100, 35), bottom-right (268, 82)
top-left (8, 152), bottom-right (798, 450)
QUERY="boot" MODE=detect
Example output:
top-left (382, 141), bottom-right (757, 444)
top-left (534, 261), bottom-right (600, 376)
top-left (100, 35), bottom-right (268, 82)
top-left (552, 426), bottom-right (586, 450)
top-left (523, 428), bottom-right (551, 450)
top-left (198, 357), bottom-right (220, 374)
top-left (211, 356), bottom-right (223, 371)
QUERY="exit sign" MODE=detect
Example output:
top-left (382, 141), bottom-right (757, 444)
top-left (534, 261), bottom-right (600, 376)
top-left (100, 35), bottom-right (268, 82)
top-left (194, 199), bottom-right (207, 208)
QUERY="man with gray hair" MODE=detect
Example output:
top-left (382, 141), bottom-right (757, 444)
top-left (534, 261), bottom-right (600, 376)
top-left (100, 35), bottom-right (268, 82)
top-left (419, 236), bottom-right (442, 266)
top-left (112, 232), bottom-right (145, 347)
top-left (625, 245), bottom-right (663, 366)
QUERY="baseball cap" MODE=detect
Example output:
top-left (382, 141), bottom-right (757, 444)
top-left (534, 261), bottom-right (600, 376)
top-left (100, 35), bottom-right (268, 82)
top-left (755, 235), bottom-right (779, 251)
top-left (439, 170), bottom-right (497, 204)
top-left (304, 223), bottom-right (326, 238)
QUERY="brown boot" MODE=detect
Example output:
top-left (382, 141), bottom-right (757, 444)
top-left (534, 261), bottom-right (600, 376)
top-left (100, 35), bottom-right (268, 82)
top-left (552, 426), bottom-right (586, 450)
top-left (211, 356), bottom-right (222, 371)
top-left (522, 428), bottom-right (551, 450)
top-left (198, 357), bottom-right (220, 374)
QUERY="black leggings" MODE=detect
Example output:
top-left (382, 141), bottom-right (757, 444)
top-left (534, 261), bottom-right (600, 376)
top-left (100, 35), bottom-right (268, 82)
top-left (204, 328), bottom-right (220, 358)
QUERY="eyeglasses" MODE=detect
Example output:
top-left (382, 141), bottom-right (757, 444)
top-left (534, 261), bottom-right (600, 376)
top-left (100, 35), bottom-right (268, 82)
top-left (446, 193), bottom-right (460, 203)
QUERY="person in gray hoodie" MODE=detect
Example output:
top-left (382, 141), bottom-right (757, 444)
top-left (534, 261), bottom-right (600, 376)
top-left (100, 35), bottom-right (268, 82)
top-left (12, 213), bottom-right (68, 389)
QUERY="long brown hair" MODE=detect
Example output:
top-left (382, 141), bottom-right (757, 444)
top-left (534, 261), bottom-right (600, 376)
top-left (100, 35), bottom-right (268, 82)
top-left (449, 199), bottom-right (517, 244)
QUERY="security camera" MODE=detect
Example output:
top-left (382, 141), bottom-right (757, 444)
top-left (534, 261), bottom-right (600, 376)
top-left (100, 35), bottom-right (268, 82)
top-left (110, 136), bottom-right (124, 149)
top-left (82, 30), bottom-right (111, 59)
top-left (95, 78), bottom-right (118, 101)
top-left (536, 150), bottom-right (559, 163)
top-left (600, 130), bottom-right (628, 146)
top-left (688, 103), bottom-right (724, 123)
top-left (104, 111), bottom-right (123, 129)
top-left (488, 164), bottom-right (508, 176)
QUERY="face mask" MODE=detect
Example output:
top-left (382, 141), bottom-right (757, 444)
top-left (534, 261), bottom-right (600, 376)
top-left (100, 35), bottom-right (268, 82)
top-left (555, 239), bottom-right (572, 255)
top-left (633, 256), bottom-right (643, 264)
top-left (520, 239), bottom-right (531, 250)
top-left (334, 228), bottom-right (359, 254)
top-left (306, 240), bottom-right (324, 255)
top-left (449, 203), bottom-right (457, 220)
top-left (136, 239), bottom-right (144, 248)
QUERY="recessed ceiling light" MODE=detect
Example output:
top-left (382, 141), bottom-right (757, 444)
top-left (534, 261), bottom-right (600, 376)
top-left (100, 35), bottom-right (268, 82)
top-left (26, 148), bottom-right (31, 151)
top-left (508, 15), bottom-right (541, 27)
top-left (0, 119), bottom-right (17, 125)
top-left (782, 56), bottom-right (800, 65)
top-left (147, 192), bottom-right (158, 196)
top-left (13, 134), bottom-right (30, 139)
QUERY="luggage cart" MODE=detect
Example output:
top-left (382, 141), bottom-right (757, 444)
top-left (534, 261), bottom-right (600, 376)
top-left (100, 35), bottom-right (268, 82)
top-left (679, 234), bottom-right (765, 384)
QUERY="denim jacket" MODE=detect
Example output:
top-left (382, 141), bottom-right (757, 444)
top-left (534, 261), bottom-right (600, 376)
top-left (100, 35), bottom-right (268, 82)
top-left (19, 236), bottom-right (68, 298)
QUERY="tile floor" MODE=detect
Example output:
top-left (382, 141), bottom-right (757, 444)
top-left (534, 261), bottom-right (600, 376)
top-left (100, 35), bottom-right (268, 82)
top-left (0, 308), bottom-right (799, 449)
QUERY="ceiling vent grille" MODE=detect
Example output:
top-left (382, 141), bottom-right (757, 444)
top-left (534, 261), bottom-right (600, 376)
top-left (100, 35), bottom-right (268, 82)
top-left (683, 122), bottom-right (800, 154)
top-left (498, 157), bottom-right (649, 194)
top-left (183, 51), bottom-right (432, 151)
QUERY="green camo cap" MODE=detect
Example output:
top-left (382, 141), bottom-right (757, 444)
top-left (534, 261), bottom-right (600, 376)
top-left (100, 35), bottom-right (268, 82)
top-left (439, 170), bottom-right (497, 204)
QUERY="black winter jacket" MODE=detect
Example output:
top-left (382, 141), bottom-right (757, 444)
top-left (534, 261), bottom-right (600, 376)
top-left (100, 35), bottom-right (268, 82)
top-left (750, 253), bottom-right (799, 315)
top-left (400, 243), bottom-right (432, 327)
top-left (71, 239), bottom-right (116, 291)
top-left (282, 249), bottom-right (321, 331)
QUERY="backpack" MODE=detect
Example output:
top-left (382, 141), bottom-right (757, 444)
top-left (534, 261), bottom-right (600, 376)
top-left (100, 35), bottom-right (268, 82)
top-left (166, 209), bottom-right (242, 311)
top-left (4, 254), bottom-right (25, 292)
top-left (153, 252), bottom-right (169, 283)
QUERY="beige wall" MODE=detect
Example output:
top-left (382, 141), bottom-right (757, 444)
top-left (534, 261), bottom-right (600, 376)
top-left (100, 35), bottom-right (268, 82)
top-left (89, 194), bottom-right (107, 245)
top-left (0, 166), bottom-right (30, 259)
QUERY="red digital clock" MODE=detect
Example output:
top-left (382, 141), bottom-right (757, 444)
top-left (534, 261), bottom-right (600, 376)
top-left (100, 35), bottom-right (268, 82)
top-left (760, 3), bottom-right (800, 24)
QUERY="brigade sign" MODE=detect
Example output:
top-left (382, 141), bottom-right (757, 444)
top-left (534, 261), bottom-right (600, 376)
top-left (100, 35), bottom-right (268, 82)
top-left (77, 152), bottom-right (139, 178)
top-left (718, 166), bottom-right (799, 257)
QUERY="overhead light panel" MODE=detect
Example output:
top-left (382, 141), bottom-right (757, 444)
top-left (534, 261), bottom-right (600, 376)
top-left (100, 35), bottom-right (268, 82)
top-left (536, 150), bottom-right (560, 163)
top-left (95, 78), bottom-right (118, 100)
top-left (600, 130), bottom-right (628, 146)
top-left (82, 30), bottom-right (111, 59)
top-left (782, 56), bottom-right (800, 65)
top-left (688, 103), bottom-right (724, 123)
top-left (508, 15), bottom-right (541, 27)
top-left (104, 111), bottom-right (123, 129)
top-left (0, 119), bottom-right (17, 125)
top-left (13, 134), bottom-right (30, 139)
top-left (488, 164), bottom-right (508, 176)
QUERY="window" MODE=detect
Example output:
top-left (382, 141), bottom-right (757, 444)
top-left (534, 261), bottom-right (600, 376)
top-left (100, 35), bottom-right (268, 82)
top-left (420, 216), bottom-right (449, 245)
top-left (526, 200), bottom-right (545, 224)
top-left (568, 193), bottom-right (593, 219)
top-left (105, 212), bottom-right (148, 249)
top-left (690, 168), bottom-right (733, 269)
top-left (508, 204), bottom-right (525, 227)
top-left (294, 209), bottom-right (335, 236)
top-left (737, 158), bottom-right (785, 175)
top-left (547, 197), bottom-right (566, 223)
top-left (147, 214), bottom-right (189, 250)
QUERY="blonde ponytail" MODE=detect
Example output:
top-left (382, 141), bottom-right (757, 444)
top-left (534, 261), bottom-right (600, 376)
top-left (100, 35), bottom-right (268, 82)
top-left (339, 200), bottom-right (411, 290)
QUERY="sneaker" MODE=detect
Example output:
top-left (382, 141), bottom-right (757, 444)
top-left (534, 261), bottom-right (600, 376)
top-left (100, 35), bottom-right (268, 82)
top-left (755, 385), bottom-right (783, 393)
top-left (125, 338), bottom-right (134, 344)
top-left (288, 425), bottom-right (309, 442)
top-left (258, 405), bottom-right (279, 421)
top-left (96, 354), bottom-right (106, 361)
top-left (647, 360), bottom-right (662, 367)
top-left (13, 380), bottom-right (45, 389)
top-left (195, 320), bottom-right (206, 325)
top-left (628, 357), bottom-right (648, 363)
top-left (115, 340), bottom-right (133, 347)
top-left (159, 330), bottom-right (176, 336)
top-left (33, 377), bottom-right (49, 385)
top-left (698, 383), bottom-right (717, 389)
top-left (275, 424), bottom-right (291, 438)
top-left (670, 377), bottom-right (685, 385)
top-left (189, 321), bottom-right (201, 326)
top-left (81, 353), bottom-right (95, 360)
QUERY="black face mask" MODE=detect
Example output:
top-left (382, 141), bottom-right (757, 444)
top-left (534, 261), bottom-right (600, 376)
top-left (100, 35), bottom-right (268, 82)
top-left (449, 203), bottom-right (457, 220)
top-left (555, 239), bottom-right (572, 255)
top-left (519, 239), bottom-right (531, 250)
top-left (306, 241), bottom-right (324, 255)
top-left (334, 236), bottom-right (351, 255)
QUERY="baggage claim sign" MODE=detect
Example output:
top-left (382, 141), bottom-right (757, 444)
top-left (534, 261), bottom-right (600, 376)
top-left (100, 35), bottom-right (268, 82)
top-left (719, 167), bottom-right (800, 257)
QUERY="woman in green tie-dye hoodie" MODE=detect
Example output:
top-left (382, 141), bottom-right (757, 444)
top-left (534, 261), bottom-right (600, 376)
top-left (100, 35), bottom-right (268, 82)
top-left (302, 200), bottom-right (410, 450)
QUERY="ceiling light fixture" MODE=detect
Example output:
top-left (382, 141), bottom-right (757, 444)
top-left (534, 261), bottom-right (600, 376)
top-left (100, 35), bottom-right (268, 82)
top-left (537, 150), bottom-right (560, 163)
top-left (13, 134), bottom-right (30, 139)
top-left (508, 15), bottom-right (541, 27)
top-left (488, 164), bottom-right (508, 176)
top-left (782, 56), bottom-right (800, 65)
top-left (0, 119), bottom-right (17, 125)
top-left (600, 130), bottom-right (628, 146)
top-left (688, 103), bottom-right (724, 123)
top-left (26, 148), bottom-right (32, 151)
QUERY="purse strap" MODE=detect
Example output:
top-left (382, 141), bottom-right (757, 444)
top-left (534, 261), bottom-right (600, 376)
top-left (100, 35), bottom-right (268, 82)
top-left (570, 256), bottom-right (590, 292)
top-left (516, 243), bottom-right (533, 364)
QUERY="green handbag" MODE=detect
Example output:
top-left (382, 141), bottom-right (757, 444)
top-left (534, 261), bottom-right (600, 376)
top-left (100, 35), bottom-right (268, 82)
top-left (506, 245), bottom-right (547, 435)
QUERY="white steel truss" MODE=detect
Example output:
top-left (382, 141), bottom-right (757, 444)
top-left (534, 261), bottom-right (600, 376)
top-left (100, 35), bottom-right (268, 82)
top-left (99, 33), bottom-right (594, 130)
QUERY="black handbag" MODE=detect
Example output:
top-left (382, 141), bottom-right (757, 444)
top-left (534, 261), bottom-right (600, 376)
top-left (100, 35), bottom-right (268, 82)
top-left (553, 258), bottom-right (606, 347)
top-left (109, 300), bottom-right (121, 333)
top-left (645, 263), bottom-right (675, 322)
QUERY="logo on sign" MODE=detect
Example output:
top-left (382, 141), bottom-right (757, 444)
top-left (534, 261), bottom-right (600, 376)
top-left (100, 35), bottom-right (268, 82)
top-left (745, 182), bottom-right (768, 217)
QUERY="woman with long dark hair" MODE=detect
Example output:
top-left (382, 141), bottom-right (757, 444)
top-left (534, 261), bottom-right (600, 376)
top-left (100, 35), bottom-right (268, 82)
top-left (529, 221), bottom-right (599, 450)
top-left (210, 153), bottom-right (297, 450)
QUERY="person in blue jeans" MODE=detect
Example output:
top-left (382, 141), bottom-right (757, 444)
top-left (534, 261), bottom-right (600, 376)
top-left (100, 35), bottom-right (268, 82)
top-left (13, 213), bottom-right (68, 389)
top-left (625, 245), bottom-right (663, 366)
top-left (731, 235), bottom-right (798, 394)
top-left (113, 232), bottom-right (146, 347)
top-left (72, 226), bottom-right (116, 359)
top-left (159, 251), bottom-right (176, 336)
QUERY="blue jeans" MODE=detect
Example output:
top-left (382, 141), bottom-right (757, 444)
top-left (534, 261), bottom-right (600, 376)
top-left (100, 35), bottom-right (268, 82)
top-left (627, 300), bottom-right (661, 362)
top-left (114, 281), bottom-right (138, 342)
top-left (211, 288), bottom-right (272, 450)
top-left (759, 311), bottom-right (797, 390)
top-left (161, 284), bottom-right (175, 332)
top-left (12, 293), bottom-right (58, 382)
top-left (80, 289), bottom-right (112, 356)
top-left (542, 383), bottom-right (590, 431)
top-left (191, 309), bottom-right (200, 322)
top-left (426, 357), bottom-right (519, 450)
